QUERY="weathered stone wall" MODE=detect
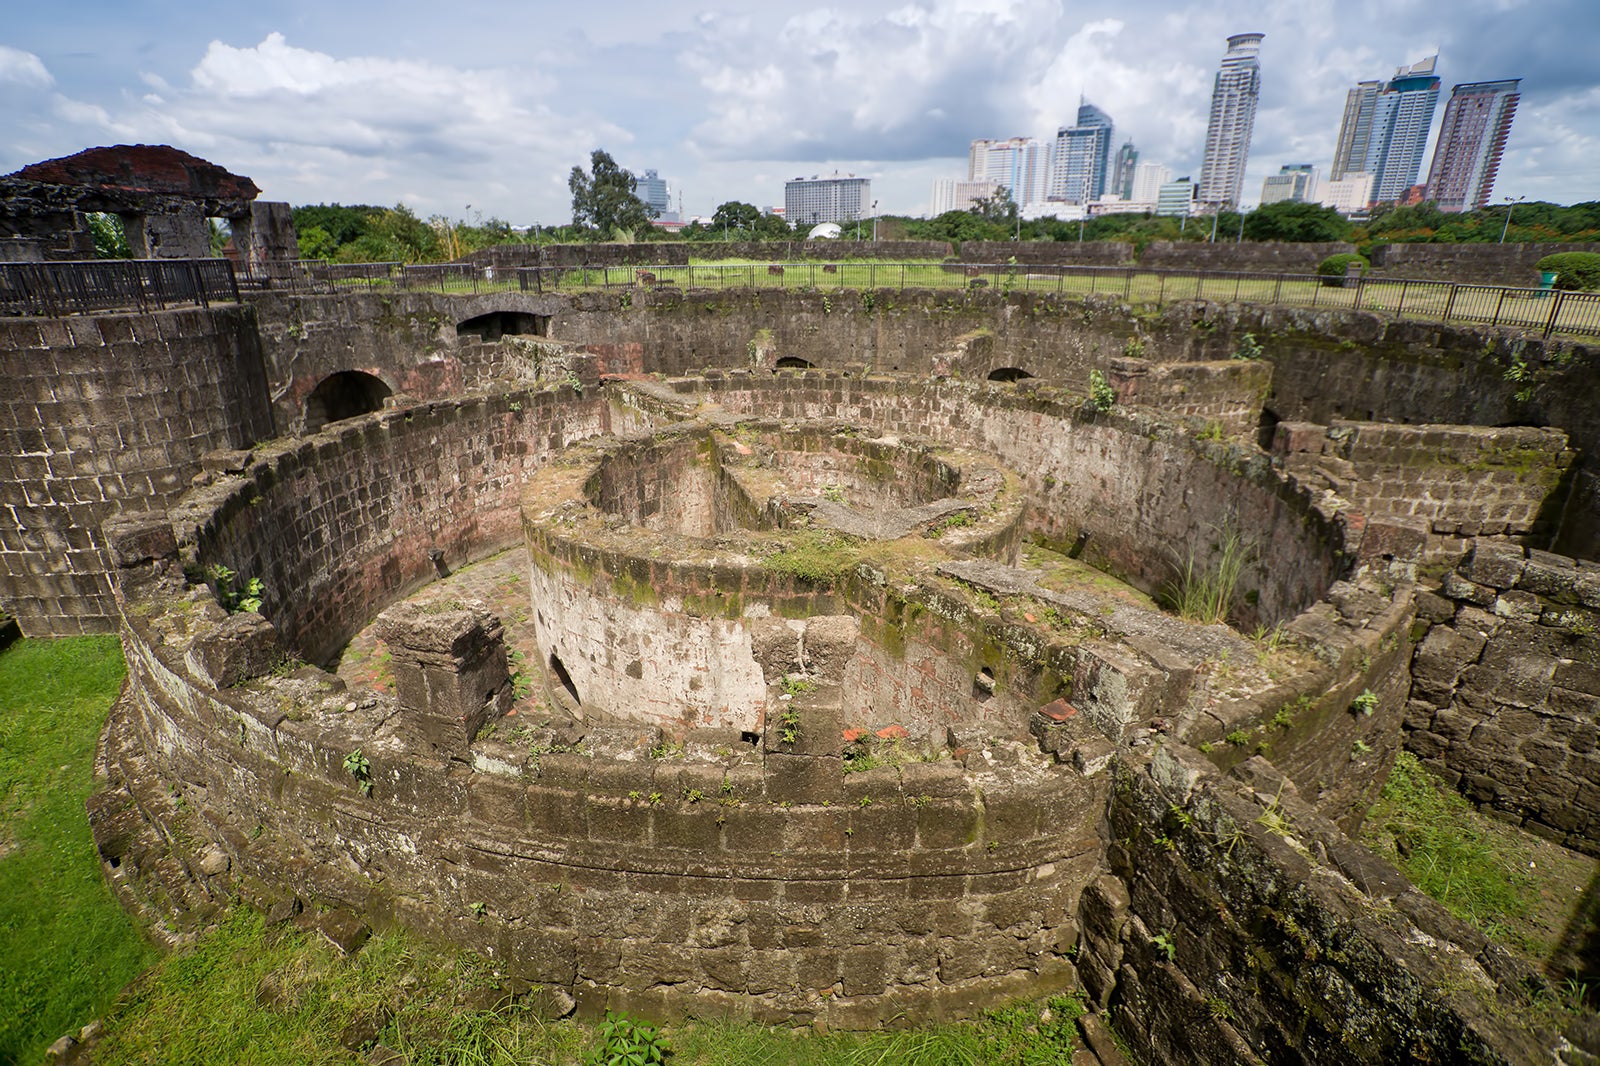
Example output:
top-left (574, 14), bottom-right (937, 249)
top-left (1404, 542), bottom-right (1600, 853)
top-left (0, 306), bottom-right (272, 635)
top-left (1082, 748), bottom-right (1556, 1065)
top-left (1139, 240), bottom-right (1355, 273)
top-left (248, 291), bottom-right (569, 434)
top-left (171, 383), bottom-right (623, 666)
top-left (1106, 357), bottom-right (1272, 438)
top-left (1274, 419), bottom-right (1574, 563)
top-left (460, 241), bottom-right (954, 272)
top-left (1369, 241), bottom-right (1600, 287)
top-left (960, 241), bottom-right (1134, 267)
top-left (666, 373), bottom-right (1344, 630)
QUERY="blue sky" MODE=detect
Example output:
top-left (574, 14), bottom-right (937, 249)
top-left (2, 0), bottom-right (1595, 226)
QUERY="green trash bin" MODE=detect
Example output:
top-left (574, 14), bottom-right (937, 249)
top-left (1540, 270), bottom-right (1558, 290)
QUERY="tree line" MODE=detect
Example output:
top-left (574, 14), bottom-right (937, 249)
top-left (276, 148), bottom-right (1600, 265)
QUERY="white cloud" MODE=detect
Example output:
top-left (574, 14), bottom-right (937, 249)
top-left (0, 45), bottom-right (52, 89)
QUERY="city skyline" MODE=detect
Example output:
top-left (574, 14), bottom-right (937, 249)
top-left (1, 1), bottom-right (1596, 224)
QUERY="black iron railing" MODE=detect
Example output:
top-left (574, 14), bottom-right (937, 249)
top-left (10, 257), bottom-right (1599, 339)
top-left (0, 258), bottom-right (240, 317)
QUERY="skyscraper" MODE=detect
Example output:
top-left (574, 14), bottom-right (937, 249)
top-left (635, 169), bottom-right (677, 222)
top-left (968, 137), bottom-right (1052, 206)
top-left (1198, 33), bottom-right (1265, 211)
top-left (1356, 56), bottom-right (1441, 205)
top-left (1424, 79), bottom-right (1521, 212)
top-left (1330, 80), bottom-right (1383, 182)
top-left (1049, 99), bottom-right (1114, 204)
top-left (1111, 141), bottom-right (1139, 200)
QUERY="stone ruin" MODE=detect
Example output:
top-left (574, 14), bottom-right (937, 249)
top-left (0, 144), bottom-right (297, 266)
top-left (0, 148), bottom-right (1597, 1063)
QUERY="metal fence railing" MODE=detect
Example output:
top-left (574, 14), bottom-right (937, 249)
top-left (0, 258), bottom-right (240, 317)
top-left (9, 258), bottom-right (1599, 340)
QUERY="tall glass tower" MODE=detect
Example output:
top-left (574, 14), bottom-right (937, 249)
top-left (1049, 100), bottom-right (1115, 204)
top-left (1198, 33), bottom-right (1264, 211)
top-left (1330, 56), bottom-right (1440, 205)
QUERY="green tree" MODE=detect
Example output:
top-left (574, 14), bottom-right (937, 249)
top-left (569, 150), bottom-right (655, 240)
top-left (970, 185), bottom-right (1018, 226)
top-left (86, 213), bottom-right (131, 259)
top-left (710, 200), bottom-right (763, 237)
top-left (1242, 200), bottom-right (1351, 242)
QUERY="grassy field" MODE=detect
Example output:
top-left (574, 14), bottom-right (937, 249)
top-left (0, 636), bottom-right (156, 1064)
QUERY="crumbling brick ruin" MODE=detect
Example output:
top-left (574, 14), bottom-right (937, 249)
top-left (4, 150), bottom-right (1599, 1064)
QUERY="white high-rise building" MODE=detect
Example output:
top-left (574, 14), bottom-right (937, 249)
top-left (1198, 33), bottom-right (1265, 210)
top-left (931, 179), bottom-right (999, 216)
top-left (1319, 173), bottom-right (1375, 216)
top-left (1129, 162), bottom-right (1173, 206)
top-left (968, 137), bottom-right (1051, 206)
top-left (784, 173), bottom-right (871, 226)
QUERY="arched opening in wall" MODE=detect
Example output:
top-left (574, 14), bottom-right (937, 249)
top-left (1257, 407), bottom-right (1282, 451)
top-left (987, 367), bottom-right (1034, 383)
top-left (457, 311), bottom-right (550, 342)
top-left (304, 372), bottom-right (393, 433)
top-left (549, 652), bottom-right (581, 706)
top-left (775, 357), bottom-right (815, 370)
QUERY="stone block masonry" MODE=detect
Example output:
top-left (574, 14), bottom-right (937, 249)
top-left (1403, 541), bottom-right (1600, 853)
top-left (0, 305), bottom-right (273, 635)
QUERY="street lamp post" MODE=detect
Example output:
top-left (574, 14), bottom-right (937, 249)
top-left (1499, 195), bottom-right (1526, 244)
top-left (872, 201), bottom-right (879, 242)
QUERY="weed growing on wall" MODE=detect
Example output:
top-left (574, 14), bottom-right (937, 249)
top-left (1087, 369), bottom-right (1116, 413)
top-left (1166, 524), bottom-right (1253, 625)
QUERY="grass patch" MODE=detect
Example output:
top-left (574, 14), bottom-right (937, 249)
top-left (0, 636), bottom-right (157, 1063)
top-left (1165, 525), bottom-right (1252, 626)
top-left (1362, 752), bottom-right (1540, 948)
top-left (92, 906), bottom-right (1086, 1064)
top-left (756, 530), bottom-right (861, 585)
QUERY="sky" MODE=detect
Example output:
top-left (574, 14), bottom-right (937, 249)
top-left (2, 0), bottom-right (1596, 227)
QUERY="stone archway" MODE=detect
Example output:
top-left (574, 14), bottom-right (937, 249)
top-left (303, 371), bottom-right (392, 432)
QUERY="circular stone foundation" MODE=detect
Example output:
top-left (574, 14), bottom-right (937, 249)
top-left (522, 417), bottom-right (1025, 735)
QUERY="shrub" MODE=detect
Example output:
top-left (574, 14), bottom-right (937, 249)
top-left (1087, 369), bottom-right (1117, 413)
top-left (1316, 253), bottom-right (1368, 286)
top-left (1536, 251), bottom-right (1600, 291)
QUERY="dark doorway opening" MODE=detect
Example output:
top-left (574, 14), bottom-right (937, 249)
top-left (304, 371), bottom-right (392, 432)
top-left (775, 357), bottom-right (816, 369)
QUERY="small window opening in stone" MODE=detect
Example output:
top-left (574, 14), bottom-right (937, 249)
top-left (304, 371), bottom-right (393, 432)
top-left (207, 217), bottom-right (233, 259)
top-left (974, 667), bottom-right (996, 699)
top-left (457, 311), bottom-right (549, 342)
top-left (775, 357), bottom-right (815, 369)
top-left (987, 367), bottom-right (1034, 382)
top-left (740, 730), bottom-right (761, 746)
top-left (1257, 407), bottom-right (1282, 451)
top-left (549, 652), bottom-right (581, 706)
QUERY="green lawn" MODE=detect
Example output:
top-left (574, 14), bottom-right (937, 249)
top-left (0, 636), bottom-right (156, 1064)
top-left (0, 637), bottom-right (1089, 1065)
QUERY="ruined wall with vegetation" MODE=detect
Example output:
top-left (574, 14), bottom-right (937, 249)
top-left (1081, 748), bottom-right (1558, 1065)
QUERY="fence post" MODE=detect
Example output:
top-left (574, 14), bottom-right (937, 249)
top-left (1491, 288), bottom-right (1507, 327)
top-left (1396, 281), bottom-right (1407, 317)
top-left (1544, 290), bottom-right (1566, 339)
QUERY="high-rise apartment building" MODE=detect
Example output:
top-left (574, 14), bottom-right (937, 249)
top-left (1260, 164), bottom-right (1319, 205)
top-left (1198, 33), bottom-right (1264, 210)
top-left (1129, 162), bottom-right (1173, 206)
top-left (1111, 141), bottom-right (1139, 200)
top-left (1049, 99), bottom-right (1115, 204)
top-left (1424, 79), bottom-right (1520, 212)
top-left (784, 173), bottom-right (871, 225)
top-left (968, 137), bottom-right (1052, 206)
